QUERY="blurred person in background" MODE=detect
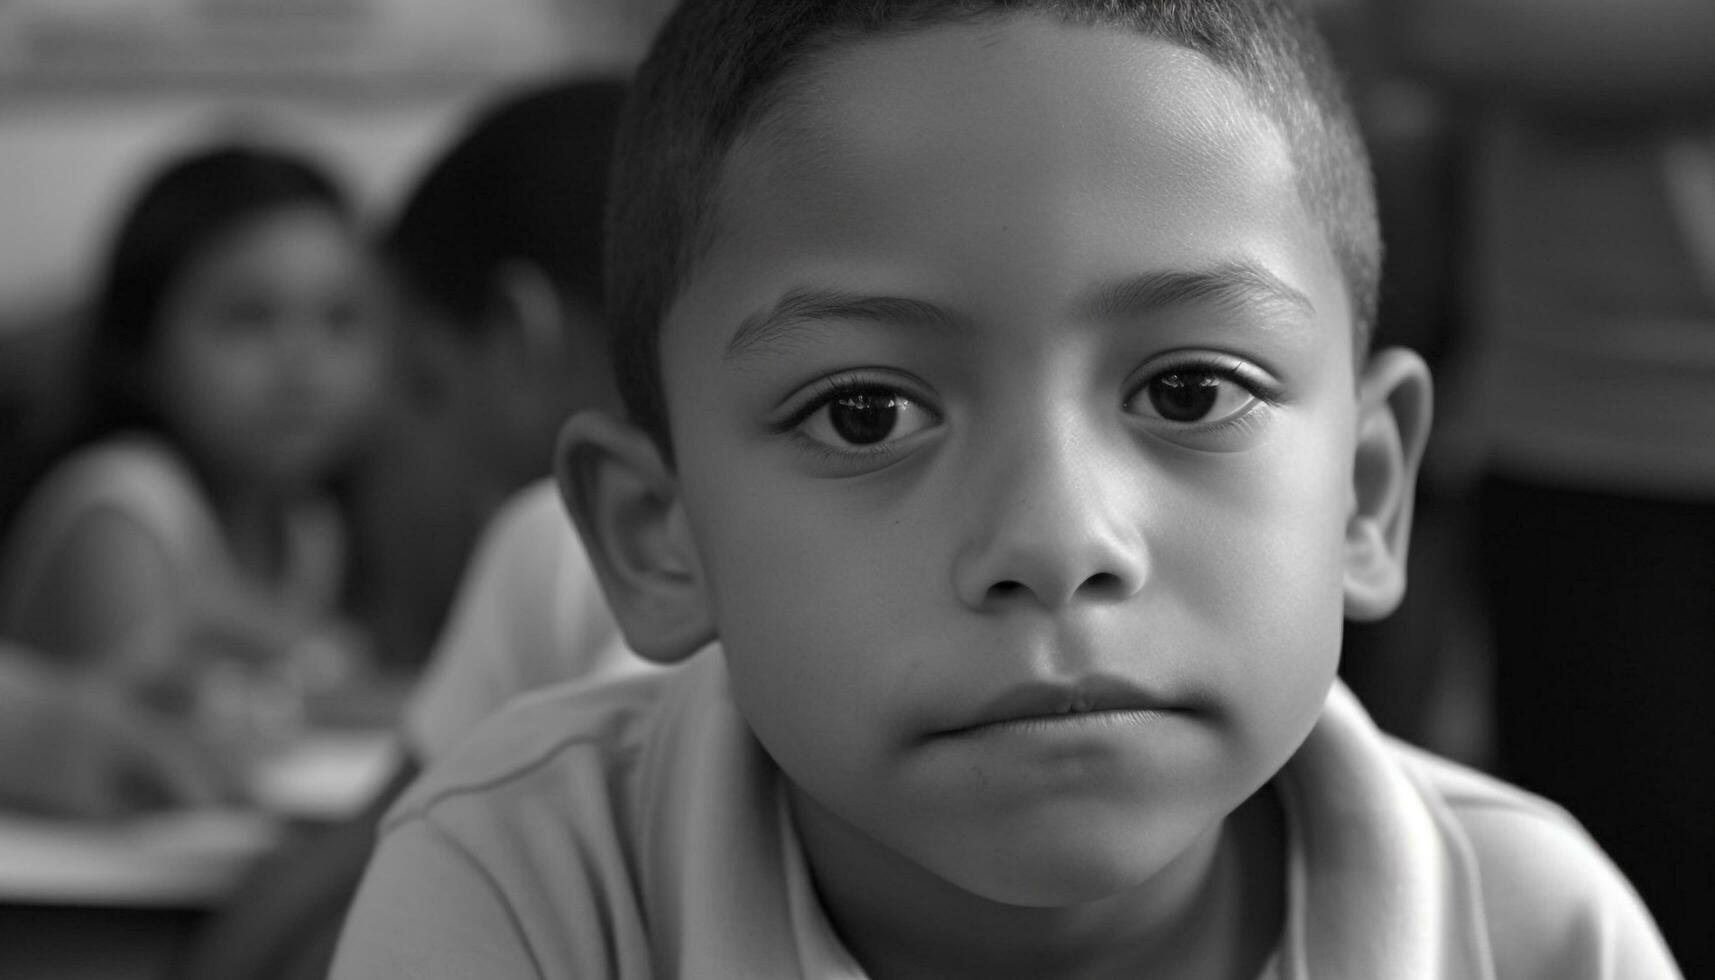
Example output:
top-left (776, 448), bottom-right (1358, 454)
top-left (376, 78), bottom-right (645, 765)
top-left (344, 79), bottom-right (627, 676)
top-left (0, 144), bottom-right (387, 816)
top-left (1384, 0), bottom-right (1715, 972)
top-left (178, 77), bottom-right (635, 980)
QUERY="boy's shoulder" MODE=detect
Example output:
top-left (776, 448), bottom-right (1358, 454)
top-left (337, 665), bottom-right (683, 979)
top-left (1386, 739), bottom-right (1681, 978)
top-left (361, 649), bottom-right (821, 978)
top-left (350, 670), bottom-right (1682, 979)
top-left (1274, 685), bottom-right (1680, 978)
top-left (1387, 733), bottom-right (1590, 856)
top-left (385, 662), bottom-right (672, 832)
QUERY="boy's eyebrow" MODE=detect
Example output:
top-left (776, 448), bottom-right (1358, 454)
top-left (1082, 261), bottom-right (1316, 325)
top-left (724, 288), bottom-right (968, 362)
top-left (723, 262), bottom-right (1313, 362)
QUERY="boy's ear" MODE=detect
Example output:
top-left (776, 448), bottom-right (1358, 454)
top-left (1344, 347), bottom-right (1434, 622)
top-left (555, 411), bottom-right (714, 663)
top-left (489, 260), bottom-right (566, 366)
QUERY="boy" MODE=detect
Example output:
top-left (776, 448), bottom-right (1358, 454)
top-left (332, 1), bottom-right (1681, 977)
top-left (379, 76), bottom-right (657, 764)
top-left (347, 79), bottom-right (628, 671)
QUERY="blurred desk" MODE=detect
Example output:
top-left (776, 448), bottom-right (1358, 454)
top-left (0, 809), bottom-right (281, 909)
top-left (0, 728), bottom-right (399, 979)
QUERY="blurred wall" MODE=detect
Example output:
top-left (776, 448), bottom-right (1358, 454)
top-left (0, 0), bottom-right (675, 328)
top-left (0, 92), bottom-right (474, 323)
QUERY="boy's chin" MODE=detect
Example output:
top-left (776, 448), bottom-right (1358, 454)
top-left (920, 805), bottom-right (1224, 909)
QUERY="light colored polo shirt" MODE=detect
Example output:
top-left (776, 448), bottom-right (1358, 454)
top-left (334, 650), bottom-right (1680, 979)
top-left (401, 479), bottom-right (656, 763)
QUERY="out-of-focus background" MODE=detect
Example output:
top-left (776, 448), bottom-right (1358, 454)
top-left (0, 0), bottom-right (664, 300)
top-left (0, 0), bottom-right (669, 469)
top-left (0, 0), bottom-right (1709, 977)
top-left (0, 3), bottom-right (671, 978)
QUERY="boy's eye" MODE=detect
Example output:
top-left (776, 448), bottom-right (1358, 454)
top-left (1128, 369), bottom-right (1257, 424)
top-left (797, 385), bottom-right (938, 449)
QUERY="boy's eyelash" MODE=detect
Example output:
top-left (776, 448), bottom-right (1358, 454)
top-left (1130, 355), bottom-right (1283, 406)
top-left (771, 372), bottom-right (933, 434)
top-left (1187, 399), bottom-right (1270, 440)
top-left (772, 356), bottom-right (1276, 445)
top-left (785, 428), bottom-right (901, 462)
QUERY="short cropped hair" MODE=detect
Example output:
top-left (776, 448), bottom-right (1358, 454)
top-left (387, 78), bottom-right (628, 335)
top-left (607, 0), bottom-right (1379, 450)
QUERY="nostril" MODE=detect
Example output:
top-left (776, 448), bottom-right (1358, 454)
top-left (987, 580), bottom-right (1028, 601)
top-left (1079, 571), bottom-right (1127, 597)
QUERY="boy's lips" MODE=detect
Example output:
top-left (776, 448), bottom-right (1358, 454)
top-left (932, 676), bottom-right (1192, 739)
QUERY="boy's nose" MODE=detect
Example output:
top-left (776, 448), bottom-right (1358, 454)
top-left (950, 430), bottom-right (1149, 613)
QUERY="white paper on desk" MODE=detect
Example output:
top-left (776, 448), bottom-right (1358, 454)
top-left (246, 730), bottom-right (401, 821)
top-left (0, 808), bottom-right (281, 907)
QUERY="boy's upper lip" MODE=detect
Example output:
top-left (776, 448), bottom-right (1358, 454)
top-left (932, 675), bottom-right (1188, 737)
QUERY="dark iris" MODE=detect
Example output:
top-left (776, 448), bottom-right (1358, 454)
top-left (828, 391), bottom-right (899, 444)
top-left (1148, 371), bottom-right (1220, 422)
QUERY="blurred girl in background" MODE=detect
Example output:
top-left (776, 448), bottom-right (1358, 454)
top-left (0, 144), bottom-right (386, 816)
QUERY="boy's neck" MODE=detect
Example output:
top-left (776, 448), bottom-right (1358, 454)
top-left (788, 786), bottom-right (1285, 980)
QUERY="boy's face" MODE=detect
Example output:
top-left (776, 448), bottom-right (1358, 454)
top-left (659, 19), bottom-right (1364, 905)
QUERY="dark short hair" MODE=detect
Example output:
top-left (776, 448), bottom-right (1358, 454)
top-left (607, 0), bottom-right (1380, 451)
top-left (385, 77), bottom-right (628, 335)
top-left (85, 143), bottom-right (350, 441)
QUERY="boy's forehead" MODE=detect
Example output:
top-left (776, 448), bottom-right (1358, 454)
top-left (781, 20), bottom-right (1261, 165)
top-left (672, 16), bottom-right (1346, 358)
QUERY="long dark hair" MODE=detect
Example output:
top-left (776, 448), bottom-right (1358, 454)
top-left (0, 145), bottom-right (354, 542)
top-left (77, 143), bottom-right (352, 443)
